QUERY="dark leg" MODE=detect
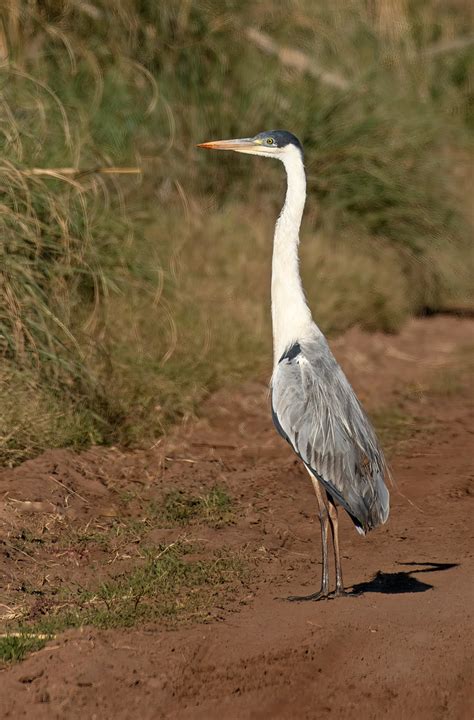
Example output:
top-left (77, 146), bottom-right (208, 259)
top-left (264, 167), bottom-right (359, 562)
top-left (326, 493), bottom-right (349, 597)
top-left (288, 476), bottom-right (330, 602)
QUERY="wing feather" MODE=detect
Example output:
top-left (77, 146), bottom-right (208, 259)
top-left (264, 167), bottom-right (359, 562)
top-left (271, 334), bottom-right (389, 531)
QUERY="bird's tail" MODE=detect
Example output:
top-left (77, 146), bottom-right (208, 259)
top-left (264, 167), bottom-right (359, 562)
top-left (354, 472), bottom-right (390, 534)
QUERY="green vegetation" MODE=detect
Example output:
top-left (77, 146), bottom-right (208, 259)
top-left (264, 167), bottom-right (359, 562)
top-left (1, 1), bottom-right (473, 463)
top-left (41, 485), bottom-right (234, 556)
top-left (0, 633), bottom-right (47, 663)
top-left (75, 543), bottom-right (243, 628)
top-left (0, 541), bottom-right (246, 663)
top-left (0, 483), bottom-right (241, 664)
top-left (161, 486), bottom-right (234, 527)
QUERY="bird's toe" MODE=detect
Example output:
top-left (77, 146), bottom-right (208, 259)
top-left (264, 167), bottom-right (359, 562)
top-left (328, 588), bottom-right (358, 599)
top-left (287, 591), bottom-right (329, 602)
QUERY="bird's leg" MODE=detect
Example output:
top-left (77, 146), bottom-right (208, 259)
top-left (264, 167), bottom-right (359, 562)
top-left (326, 494), bottom-right (349, 597)
top-left (288, 477), bottom-right (330, 602)
top-left (313, 478), bottom-right (330, 595)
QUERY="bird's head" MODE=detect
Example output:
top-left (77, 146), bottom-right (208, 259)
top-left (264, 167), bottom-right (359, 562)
top-left (197, 130), bottom-right (303, 162)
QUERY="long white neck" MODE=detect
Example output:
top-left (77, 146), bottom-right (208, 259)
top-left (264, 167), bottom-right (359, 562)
top-left (271, 146), bottom-right (315, 366)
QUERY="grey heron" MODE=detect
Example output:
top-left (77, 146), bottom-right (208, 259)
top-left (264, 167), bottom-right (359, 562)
top-left (198, 131), bottom-right (390, 600)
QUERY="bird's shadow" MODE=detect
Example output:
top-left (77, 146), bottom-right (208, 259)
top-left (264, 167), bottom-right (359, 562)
top-left (349, 561), bottom-right (459, 595)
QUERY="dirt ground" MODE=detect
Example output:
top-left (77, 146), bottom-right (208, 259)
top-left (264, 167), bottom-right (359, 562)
top-left (0, 316), bottom-right (473, 719)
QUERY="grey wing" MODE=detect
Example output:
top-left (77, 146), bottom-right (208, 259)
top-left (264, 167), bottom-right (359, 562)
top-left (271, 336), bottom-right (389, 532)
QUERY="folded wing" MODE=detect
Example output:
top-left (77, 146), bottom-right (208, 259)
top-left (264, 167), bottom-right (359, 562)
top-left (271, 335), bottom-right (389, 532)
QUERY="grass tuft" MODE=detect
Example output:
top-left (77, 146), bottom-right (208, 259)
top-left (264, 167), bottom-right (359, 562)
top-left (162, 486), bottom-right (234, 528)
top-left (0, 634), bottom-right (48, 664)
top-left (1, 541), bottom-right (246, 664)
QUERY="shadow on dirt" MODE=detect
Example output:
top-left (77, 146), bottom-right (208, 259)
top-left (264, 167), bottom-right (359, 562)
top-left (350, 561), bottom-right (459, 595)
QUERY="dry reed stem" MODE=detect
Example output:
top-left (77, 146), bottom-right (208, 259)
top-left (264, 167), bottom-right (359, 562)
top-left (245, 26), bottom-right (474, 88)
top-left (47, 475), bottom-right (89, 504)
top-left (22, 167), bottom-right (142, 177)
top-left (244, 27), bottom-right (349, 90)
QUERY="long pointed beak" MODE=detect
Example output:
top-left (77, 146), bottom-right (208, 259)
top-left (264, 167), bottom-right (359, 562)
top-left (197, 137), bottom-right (258, 154)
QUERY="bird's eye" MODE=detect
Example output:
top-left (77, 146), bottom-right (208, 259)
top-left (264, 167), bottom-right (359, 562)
top-left (266, 137), bottom-right (274, 145)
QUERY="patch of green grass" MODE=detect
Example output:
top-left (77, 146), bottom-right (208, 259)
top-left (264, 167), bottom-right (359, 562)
top-left (0, 634), bottom-right (47, 664)
top-left (56, 517), bottom-right (146, 556)
top-left (50, 487), bottom-right (234, 561)
top-left (0, 363), bottom-right (101, 467)
top-left (161, 486), bottom-right (234, 528)
top-left (2, 541), bottom-right (246, 664)
top-left (72, 530), bottom-right (114, 552)
top-left (79, 543), bottom-right (243, 628)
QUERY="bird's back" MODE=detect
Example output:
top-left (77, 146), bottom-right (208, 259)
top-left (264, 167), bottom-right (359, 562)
top-left (271, 330), bottom-right (389, 533)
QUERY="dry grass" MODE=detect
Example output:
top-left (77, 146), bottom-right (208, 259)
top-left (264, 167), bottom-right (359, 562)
top-left (0, 0), bottom-right (472, 462)
top-left (0, 363), bottom-right (98, 465)
top-left (0, 480), bottom-right (245, 663)
top-left (0, 541), bottom-right (247, 662)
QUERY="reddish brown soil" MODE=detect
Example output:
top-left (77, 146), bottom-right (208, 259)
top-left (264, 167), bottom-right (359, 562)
top-left (0, 316), bottom-right (473, 719)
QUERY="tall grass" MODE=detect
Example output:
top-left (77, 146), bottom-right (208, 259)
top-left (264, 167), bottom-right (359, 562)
top-left (0, 1), bottom-right (472, 463)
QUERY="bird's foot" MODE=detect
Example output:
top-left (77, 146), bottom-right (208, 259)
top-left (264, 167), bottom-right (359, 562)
top-left (327, 588), bottom-right (355, 599)
top-left (287, 589), bottom-right (329, 602)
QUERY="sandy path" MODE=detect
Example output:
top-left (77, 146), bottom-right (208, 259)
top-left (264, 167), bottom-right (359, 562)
top-left (0, 316), bottom-right (472, 719)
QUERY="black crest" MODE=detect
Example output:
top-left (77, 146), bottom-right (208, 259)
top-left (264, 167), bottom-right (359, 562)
top-left (254, 130), bottom-right (303, 155)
